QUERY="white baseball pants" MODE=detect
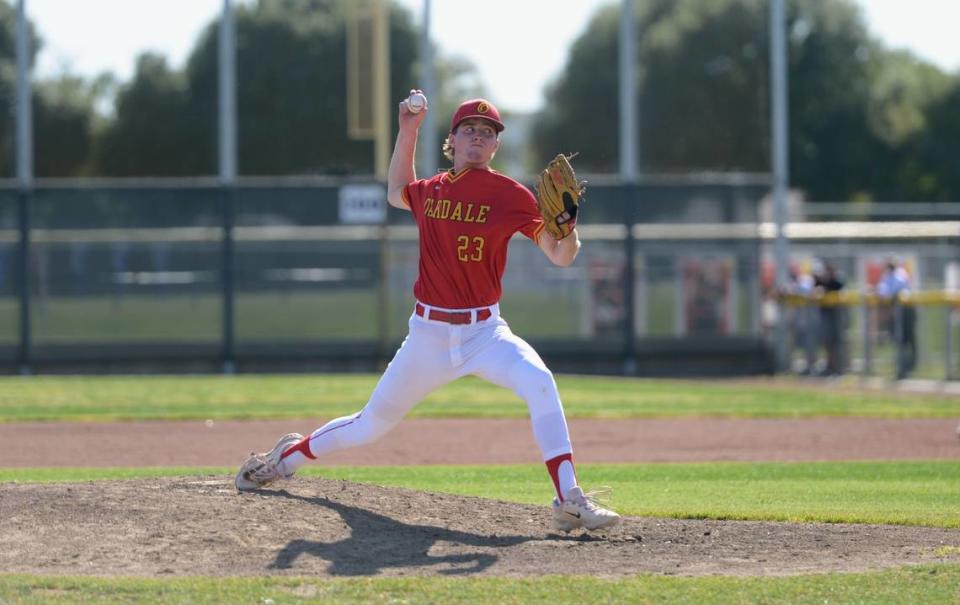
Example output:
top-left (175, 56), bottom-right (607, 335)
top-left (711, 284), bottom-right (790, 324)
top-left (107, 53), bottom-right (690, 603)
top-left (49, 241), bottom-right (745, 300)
top-left (302, 303), bottom-right (573, 463)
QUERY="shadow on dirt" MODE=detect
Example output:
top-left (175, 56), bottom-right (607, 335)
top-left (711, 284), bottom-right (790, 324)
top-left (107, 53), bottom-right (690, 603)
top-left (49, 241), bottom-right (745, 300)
top-left (260, 489), bottom-right (585, 576)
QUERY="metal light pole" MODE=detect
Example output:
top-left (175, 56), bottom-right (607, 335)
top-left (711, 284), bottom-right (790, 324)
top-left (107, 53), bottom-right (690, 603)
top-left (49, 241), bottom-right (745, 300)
top-left (619, 0), bottom-right (638, 181)
top-left (15, 0), bottom-right (33, 375)
top-left (219, 0), bottom-right (237, 185)
top-left (619, 0), bottom-right (639, 375)
top-left (419, 0), bottom-right (438, 176)
top-left (769, 0), bottom-right (791, 372)
top-left (219, 0), bottom-right (238, 373)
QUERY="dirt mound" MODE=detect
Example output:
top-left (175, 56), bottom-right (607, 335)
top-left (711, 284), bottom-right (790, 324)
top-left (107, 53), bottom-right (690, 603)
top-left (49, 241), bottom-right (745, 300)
top-left (2, 477), bottom-right (958, 577)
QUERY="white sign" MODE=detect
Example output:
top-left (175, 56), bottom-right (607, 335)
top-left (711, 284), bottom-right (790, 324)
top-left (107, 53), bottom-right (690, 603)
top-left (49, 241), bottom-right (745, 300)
top-left (946, 261), bottom-right (960, 292)
top-left (338, 184), bottom-right (387, 224)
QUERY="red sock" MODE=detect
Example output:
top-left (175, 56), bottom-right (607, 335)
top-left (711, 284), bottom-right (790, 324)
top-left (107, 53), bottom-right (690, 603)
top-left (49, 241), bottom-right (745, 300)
top-left (281, 436), bottom-right (316, 460)
top-left (545, 453), bottom-right (576, 501)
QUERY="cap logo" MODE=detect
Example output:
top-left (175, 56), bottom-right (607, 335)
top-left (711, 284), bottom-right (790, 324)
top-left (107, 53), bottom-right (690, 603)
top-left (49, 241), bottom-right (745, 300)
top-left (476, 102), bottom-right (489, 113)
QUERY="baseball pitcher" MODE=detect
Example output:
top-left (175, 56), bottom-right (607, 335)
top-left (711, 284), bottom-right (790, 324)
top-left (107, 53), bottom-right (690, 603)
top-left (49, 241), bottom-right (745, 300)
top-left (236, 91), bottom-right (620, 533)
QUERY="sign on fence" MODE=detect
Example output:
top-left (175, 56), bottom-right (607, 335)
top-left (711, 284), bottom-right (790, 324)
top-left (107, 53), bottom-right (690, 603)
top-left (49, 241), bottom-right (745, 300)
top-left (338, 184), bottom-right (386, 224)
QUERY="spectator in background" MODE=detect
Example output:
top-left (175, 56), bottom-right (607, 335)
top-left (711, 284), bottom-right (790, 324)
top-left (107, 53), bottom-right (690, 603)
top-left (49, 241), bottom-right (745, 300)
top-left (786, 264), bottom-right (817, 374)
top-left (814, 260), bottom-right (847, 376)
top-left (876, 259), bottom-right (917, 379)
top-left (688, 272), bottom-right (723, 335)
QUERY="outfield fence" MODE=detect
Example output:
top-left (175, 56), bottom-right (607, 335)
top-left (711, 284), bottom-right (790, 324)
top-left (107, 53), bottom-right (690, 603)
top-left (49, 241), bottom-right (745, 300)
top-left (0, 177), bottom-right (957, 379)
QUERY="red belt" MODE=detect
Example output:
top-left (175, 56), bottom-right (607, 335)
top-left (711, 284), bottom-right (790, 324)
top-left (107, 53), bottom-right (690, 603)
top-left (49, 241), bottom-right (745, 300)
top-left (415, 303), bottom-right (492, 325)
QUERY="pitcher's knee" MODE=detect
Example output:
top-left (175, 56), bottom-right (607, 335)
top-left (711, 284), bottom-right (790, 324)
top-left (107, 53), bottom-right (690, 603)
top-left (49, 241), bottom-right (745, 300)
top-left (507, 363), bottom-right (560, 414)
top-left (522, 365), bottom-right (558, 398)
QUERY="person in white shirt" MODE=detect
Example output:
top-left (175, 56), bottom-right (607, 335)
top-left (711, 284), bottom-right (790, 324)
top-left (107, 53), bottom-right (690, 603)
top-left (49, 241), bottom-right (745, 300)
top-left (875, 259), bottom-right (917, 379)
top-left (787, 265), bottom-right (817, 374)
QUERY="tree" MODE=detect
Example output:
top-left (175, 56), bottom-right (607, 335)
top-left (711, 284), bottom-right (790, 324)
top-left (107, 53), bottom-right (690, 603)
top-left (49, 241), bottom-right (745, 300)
top-left (0, 3), bottom-right (99, 178)
top-left (864, 50), bottom-right (955, 201)
top-left (94, 0), bottom-right (423, 176)
top-left (906, 81), bottom-right (960, 201)
top-left (530, 0), bottom-right (774, 174)
top-left (783, 0), bottom-right (885, 201)
top-left (0, 1), bottom-right (22, 178)
top-left (32, 75), bottom-right (97, 177)
top-left (529, 0), bottom-right (956, 202)
top-left (95, 54), bottom-right (196, 176)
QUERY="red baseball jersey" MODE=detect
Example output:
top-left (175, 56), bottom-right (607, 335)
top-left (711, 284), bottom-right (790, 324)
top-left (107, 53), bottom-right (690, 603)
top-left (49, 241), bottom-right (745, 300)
top-left (401, 167), bottom-right (545, 309)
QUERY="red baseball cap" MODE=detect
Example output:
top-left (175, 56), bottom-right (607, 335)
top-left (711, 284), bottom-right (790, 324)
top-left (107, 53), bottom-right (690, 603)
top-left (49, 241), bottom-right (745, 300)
top-left (449, 98), bottom-right (505, 133)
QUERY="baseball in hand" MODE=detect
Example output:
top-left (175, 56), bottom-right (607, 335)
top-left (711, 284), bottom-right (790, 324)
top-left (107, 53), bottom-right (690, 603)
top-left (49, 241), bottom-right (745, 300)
top-left (407, 92), bottom-right (427, 114)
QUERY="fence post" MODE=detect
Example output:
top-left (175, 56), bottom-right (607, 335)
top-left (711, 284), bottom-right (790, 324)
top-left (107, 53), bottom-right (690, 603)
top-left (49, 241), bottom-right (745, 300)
top-left (220, 186), bottom-right (236, 374)
top-left (947, 305), bottom-right (955, 381)
top-left (803, 303), bottom-right (817, 374)
top-left (892, 300), bottom-right (904, 380)
top-left (377, 216), bottom-right (390, 367)
top-left (16, 190), bottom-right (30, 374)
top-left (15, 0), bottom-right (32, 375)
top-left (622, 184), bottom-right (637, 375)
top-left (860, 297), bottom-right (871, 378)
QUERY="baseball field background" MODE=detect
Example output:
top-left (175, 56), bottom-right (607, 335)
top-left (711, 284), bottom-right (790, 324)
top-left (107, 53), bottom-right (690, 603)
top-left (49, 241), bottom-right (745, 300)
top-left (1, 374), bottom-right (959, 604)
top-left (2, 0), bottom-right (958, 602)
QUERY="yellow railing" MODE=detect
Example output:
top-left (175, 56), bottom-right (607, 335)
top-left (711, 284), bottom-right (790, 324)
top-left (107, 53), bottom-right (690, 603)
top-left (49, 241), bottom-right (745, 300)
top-left (777, 289), bottom-right (958, 381)
top-left (780, 291), bottom-right (960, 308)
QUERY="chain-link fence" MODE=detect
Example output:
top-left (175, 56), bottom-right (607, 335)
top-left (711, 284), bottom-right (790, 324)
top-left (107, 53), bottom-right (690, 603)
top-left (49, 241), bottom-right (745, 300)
top-left (2, 178), bottom-right (957, 378)
top-left (0, 176), bottom-right (773, 374)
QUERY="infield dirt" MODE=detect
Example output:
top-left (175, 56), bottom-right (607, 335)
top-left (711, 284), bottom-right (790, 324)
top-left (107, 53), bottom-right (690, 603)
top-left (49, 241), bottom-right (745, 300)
top-left (2, 476), bottom-right (960, 578)
top-left (3, 416), bottom-right (959, 577)
top-left (2, 417), bottom-right (959, 467)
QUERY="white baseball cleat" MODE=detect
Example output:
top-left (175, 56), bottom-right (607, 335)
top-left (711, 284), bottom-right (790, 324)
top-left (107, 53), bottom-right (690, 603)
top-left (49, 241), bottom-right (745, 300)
top-left (235, 432), bottom-right (304, 491)
top-left (552, 486), bottom-right (621, 532)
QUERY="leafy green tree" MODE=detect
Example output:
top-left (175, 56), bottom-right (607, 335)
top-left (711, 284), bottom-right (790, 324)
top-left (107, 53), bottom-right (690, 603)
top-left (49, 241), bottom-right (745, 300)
top-left (784, 0), bottom-right (885, 201)
top-left (531, 0), bottom-right (774, 174)
top-left (529, 0), bottom-right (957, 202)
top-left (906, 81), bottom-right (960, 201)
top-left (859, 50), bottom-right (956, 201)
top-left (865, 51), bottom-right (951, 148)
top-left (0, 1), bottom-right (21, 177)
top-left (94, 53), bottom-right (196, 176)
top-left (529, 5), bottom-right (621, 174)
top-left (95, 0), bottom-right (422, 176)
top-left (32, 75), bottom-right (101, 177)
top-left (0, 3), bottom-right (98, 178)
top-left (0, 5), bottom-right (38, 175)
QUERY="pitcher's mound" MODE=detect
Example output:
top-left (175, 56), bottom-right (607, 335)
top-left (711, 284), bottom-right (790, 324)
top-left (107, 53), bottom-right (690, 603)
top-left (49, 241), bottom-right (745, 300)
top-left (2, 477), bottom-right (958, 577)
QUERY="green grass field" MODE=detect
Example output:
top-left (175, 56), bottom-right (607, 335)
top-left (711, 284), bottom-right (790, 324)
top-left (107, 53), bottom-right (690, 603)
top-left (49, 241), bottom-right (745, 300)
top-left (3, 287), bottom-right (955, 379)
top-left (1, 374), bottom-right (959, 604)
top-left (0, 291), bottom-right (586, 343)
top-left (2, 566), bottom-right (959, 605)
top-left (1, 374), bottom-right (958, 422)
top-left (3, 461), bottom-right (958, 528)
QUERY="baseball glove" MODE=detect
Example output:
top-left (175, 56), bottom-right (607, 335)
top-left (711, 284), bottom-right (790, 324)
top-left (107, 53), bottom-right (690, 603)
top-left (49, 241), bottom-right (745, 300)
top-left (535, 153), bottom-right (585, 240)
